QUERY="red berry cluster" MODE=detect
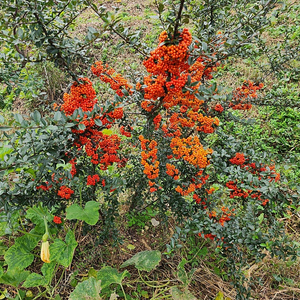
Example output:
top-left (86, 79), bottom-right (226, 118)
top-left (227, 153), bottom-right (280, 206)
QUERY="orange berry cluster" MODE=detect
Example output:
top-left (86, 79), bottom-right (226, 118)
top-left (227, 153), bottom-right (280, 206)
top-left (170, 136), bottom-right (212, 168)
top-left (61, 78), bottom-right (97, 116)
top-left (208, 207), bottom-right (235, 227)
top-left (60, 78), bottom-right (124, 170)
top-left (230, 80), bottom-right (264, 110)
top-left (53, 72), bottom-right (131, 201)
top-left (226, 180), bottom-right (249, 199)
top-left (91, 61), bottom-right (132, 97)
top-left (120, 125), bottom-right (133, 137)
top-left (141, 28), bottom-right (217, 115)
top-left (214, 104), bottom-right (224, 112)
top-left (229, 153), bottom-right (245, 165)
top-left (36, 182), bottom-right (52, 191)
top-left (166, 163), bottom-right (180, 180)
top-left (87, 174), bottom-right (100, 186)
top-left (153, 114), bottom-right (162, 130)
top-left (139, 135), bottom-right (160, 180)
top-left (144, 28), bottom-right (192, 76)
top-left (57, 185), bottom-right (74, 199)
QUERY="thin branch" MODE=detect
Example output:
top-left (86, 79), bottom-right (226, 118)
top-left (173, 0), bottom-right (185, 37)
top-left (155, 0), bottom-right (166, 30)
top-left (44, 0), bottom-right (73, 26)
top-left (25, 1), bottom-right (78, 81)
top-left (86, 0), bottom-right (147, 58)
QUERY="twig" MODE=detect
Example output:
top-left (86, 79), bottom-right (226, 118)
top-left (173, 0), bottom-right (185, 38)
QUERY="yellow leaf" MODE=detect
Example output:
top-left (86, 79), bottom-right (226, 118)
top-left (215, 291), bottom-right (224, 300)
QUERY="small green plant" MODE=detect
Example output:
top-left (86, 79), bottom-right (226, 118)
top-left (0, 204), bottom-right (78, 299)
top-left (127, 206), bottom-right (158, 230)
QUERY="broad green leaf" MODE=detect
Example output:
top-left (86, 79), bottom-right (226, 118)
top-left (66, 201), bottom-right (100, 225)
top-left (41, 261), bottom-right (56, 283)
top-left (26, 205), bottom-right (53, 233)
top-left (22, 261), bottom-right (56, 288)
top-left (5, 233), bottom-right (40, 271)
top-left (50, 231), bottom-right (77, 267)
top-left (97, 266), bottom-right (129, 289)
top-left (69, 277), bottom-right (102, 300)
top-left (0, 269), bottom-right (30, 287)
top-left (0, 222), bottom-right (8, 237)
top-left (120, 250), bottom-right (161, 272)
top-left (170, 287), bottom-right (196, 300)
top-left (0, 126), bottom-right (12, 131)
top-left (22, 273), bottom-right (47, 288)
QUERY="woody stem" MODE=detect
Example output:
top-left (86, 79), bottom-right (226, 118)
top-left (173, 0), bottom-right (185, 38)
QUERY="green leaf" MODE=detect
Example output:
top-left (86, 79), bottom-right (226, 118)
top-left (22, 273), bottom-right (47, 288)
top-left (66, 201), bottom-right (100, 225)
top-left (127, 244), bottom-right (135, 250)
top-left (120, 250), bottom-right (161, 272)
top-left (170, 287), bottom-right (196, 300)
top-left (16, 28), bottom-right (23, 39)
top-left (0, 269), bottom-right (30, 287)
top-left (32, 111), bottom-right (41, 124)
top-left (258, 213), bottom-right (264, 225)
top-left (0, 126), bottom-right (12, 131)
top-left (158, 3), bottom-right (164, 13)
top-left (14, 113), bottom-right (24, 125)
top-left (41, 261), bottom-right (56, 283)
top-left (4, 233), bottom-right (40, 271)
top-left (88, 268), bottom-right (98, 278)
top-left (78, 123), bottom-right (86, 130)
top-left (26, 205), bottom-right (53, 233)
top-left (22, 262), bottom-right (56, 288)
top-left (0, 288), bottom-right (7, 299)
top-left (69, 277), bottom-right (102, 300)
top-left (50, 231), bottom-right (77, 267)
top-left (102, 129), bottom-right (112, 135)
top-left (54, 111), bottom-right (62, 121)
top-left (96, 266), bottom-right (129, 289)
top-left (177, 258), bottom-right (188, 286)
top-left (94, 119), bottom-right (102, 126)
top-left (0, 146), bottom-right (13, 160)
